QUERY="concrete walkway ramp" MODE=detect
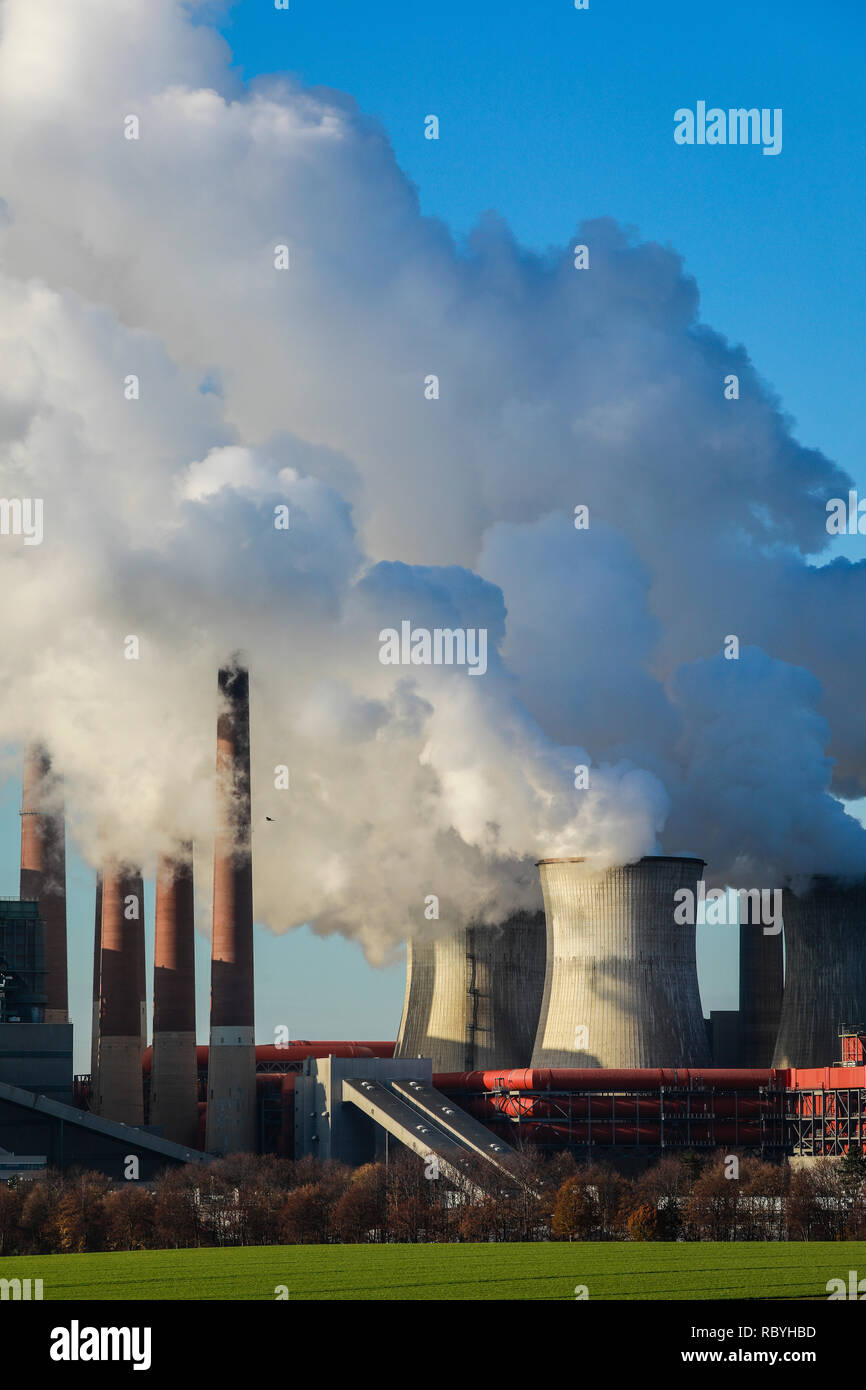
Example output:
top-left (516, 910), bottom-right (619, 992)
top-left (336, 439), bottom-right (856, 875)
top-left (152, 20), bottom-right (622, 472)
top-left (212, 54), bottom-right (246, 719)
top-left (342, 1076), bottom-right (518, 1197)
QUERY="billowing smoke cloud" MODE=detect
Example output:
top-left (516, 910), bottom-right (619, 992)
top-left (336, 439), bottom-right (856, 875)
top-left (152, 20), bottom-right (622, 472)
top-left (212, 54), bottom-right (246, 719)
top-left (0, 0), bottom-right (862, 960)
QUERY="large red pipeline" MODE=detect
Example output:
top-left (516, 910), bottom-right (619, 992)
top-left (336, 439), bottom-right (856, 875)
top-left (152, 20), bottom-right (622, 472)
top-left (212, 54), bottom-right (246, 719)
top-left (142, 1041), bottom-right (384, 1072)
top-left (286, 1041), bottom-right (395, 1057)
top-left (435, 1067), bottom-right (780, 1092)
top-left (458, 1094), bottom-right (765, 1120)
top-left (254, 1041), bottom-right (395, 1058)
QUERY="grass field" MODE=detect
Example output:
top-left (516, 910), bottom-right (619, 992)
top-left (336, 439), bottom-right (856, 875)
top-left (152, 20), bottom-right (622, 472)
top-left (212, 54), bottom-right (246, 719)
top-left (0, 1241), bottom-right (862, 1300)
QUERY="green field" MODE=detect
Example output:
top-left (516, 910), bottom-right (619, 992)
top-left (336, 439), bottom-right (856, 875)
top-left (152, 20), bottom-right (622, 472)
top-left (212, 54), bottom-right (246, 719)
top-left (0, 1241), bottom-right (862, 1300)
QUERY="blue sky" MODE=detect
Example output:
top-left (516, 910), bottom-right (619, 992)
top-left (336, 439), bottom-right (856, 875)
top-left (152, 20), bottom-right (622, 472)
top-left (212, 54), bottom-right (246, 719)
top-left (219, 0), bottom-right (866, 500)
top-left (4, 0), bottom-right (863, 1067)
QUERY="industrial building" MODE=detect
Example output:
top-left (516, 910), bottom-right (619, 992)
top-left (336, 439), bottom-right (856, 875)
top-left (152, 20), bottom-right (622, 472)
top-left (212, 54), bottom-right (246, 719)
top-left (1, 662), bottom-right (866, 1188)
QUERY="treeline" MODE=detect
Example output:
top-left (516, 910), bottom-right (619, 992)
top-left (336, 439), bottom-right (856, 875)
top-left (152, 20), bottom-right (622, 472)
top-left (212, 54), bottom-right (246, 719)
top-left (553, 1150), bottom-right (866, 1242)
top-left (1, 1149), bottom-right (866, 1253)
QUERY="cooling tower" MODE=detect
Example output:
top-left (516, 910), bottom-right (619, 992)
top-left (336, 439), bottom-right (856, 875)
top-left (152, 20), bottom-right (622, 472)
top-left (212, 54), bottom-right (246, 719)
top-left (95, 861), bottom-right (145, 1124)
top-left (394, 911), bottom-right (546, 1072)
top-left (531, 856), bottom-right (711, 1068)
top-left (739, 917), bottom-right (783, 1067)
top-left (151, 848), bottom-right (198, 1146)
top-left (205, 664), bottom-right (256, 1155)
top-left (19, 746), bottom-right (68, 1023)
top-left (772, 877), bottom-right (866, 1068)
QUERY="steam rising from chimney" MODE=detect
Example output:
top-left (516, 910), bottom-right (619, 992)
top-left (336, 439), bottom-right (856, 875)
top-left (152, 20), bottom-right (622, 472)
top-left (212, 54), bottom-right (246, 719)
top-left (0, 0), bottom-right (863, 973)
top-left (20, 746), bottom-right (68, 1023)
top-left (205, 664), bottom-right (256, 1155)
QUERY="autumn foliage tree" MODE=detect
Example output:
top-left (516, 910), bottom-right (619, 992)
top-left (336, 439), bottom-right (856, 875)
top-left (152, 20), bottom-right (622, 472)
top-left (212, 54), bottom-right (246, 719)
top-left (331, 1164), bottom-right (386, 1243)
top-left (552, 1165), bottom-right (631, 1240)
top-left (54, 1172), bottom-right (111, 1253)
top-left (0, 1182), bottom-right (23, 1254)
top-left (103, 1186), bottom-right (156, 1251)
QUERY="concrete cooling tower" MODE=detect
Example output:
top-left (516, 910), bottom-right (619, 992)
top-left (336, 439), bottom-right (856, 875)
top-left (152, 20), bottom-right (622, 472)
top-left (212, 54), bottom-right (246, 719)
top-left (531, 856), bottom-right (711, 1068)
top-left (394, 912), bottom-right (546, 1073)
top-left (772, 877), bottom-right (866, 1068)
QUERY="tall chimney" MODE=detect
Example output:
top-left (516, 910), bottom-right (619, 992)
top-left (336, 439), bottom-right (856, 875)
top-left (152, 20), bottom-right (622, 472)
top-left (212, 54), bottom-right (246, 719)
top-left (151, 847), bottom-right (198, 1146)
top-left (137, 886), bottom-right (147, 1060)
top-left (205, 664), bottom-right (256, 1155)
top-left (20, 746), bottom-right (68, 1023)
top-left (90, 870), bottom-right (103, 1083)
top-left (95, 861), bottom-right (144, 1125)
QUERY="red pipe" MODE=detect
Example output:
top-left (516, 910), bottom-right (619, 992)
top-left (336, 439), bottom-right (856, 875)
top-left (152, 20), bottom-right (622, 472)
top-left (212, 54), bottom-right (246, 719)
top-left (459, 1094), bottom-right (766, 1120)
top-left (247, 1043), bottom-right (378, 1063)
top-left (288, 1041), bottom-right (395, 1057)
top-left (435, 1067), bottom-right (779, 1092)
top-left (143, 1041), bottom-right (380, 1072)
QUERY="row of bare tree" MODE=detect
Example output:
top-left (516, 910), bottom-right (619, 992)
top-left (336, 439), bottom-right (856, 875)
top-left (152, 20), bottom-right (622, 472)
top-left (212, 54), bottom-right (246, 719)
top-left (1, 1148), bottom-right (865, 1253)
top-left (552, 1151), bottom-right (866, 1241)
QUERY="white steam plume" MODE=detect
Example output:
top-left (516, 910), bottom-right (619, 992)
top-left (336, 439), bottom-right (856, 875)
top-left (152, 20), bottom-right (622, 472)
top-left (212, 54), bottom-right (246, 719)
top-left (0, 0), bottom-right (863, 962)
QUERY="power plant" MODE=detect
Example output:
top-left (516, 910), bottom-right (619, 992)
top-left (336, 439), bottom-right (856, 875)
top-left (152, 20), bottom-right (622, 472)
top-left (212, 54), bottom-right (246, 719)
top-left (2, 663), bottom-right (866, 1184)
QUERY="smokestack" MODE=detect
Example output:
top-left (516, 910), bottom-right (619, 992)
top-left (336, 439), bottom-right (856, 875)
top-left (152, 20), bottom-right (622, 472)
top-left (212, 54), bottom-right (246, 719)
top-left (531, 856), bottom-right (711, 1068)
top-left (90, 870), bottom-right (102, 1082)
top-left (772, 877), bottom-right (866, 1068)
top-left (95, 861), bottom-right (144, 1125)
top-left (137, 889), bottom-right (147, 1060)
top-left (394, 912), bottom-right (546, 1072)
top-left (151, 847), bottom-right (198, 1146)
top-left (739, 917), bottom-right (783, 1066)
top-left (205, 663), bottom-right (256, 1155)
top-left (19, 745), bottom-right (68, 1023)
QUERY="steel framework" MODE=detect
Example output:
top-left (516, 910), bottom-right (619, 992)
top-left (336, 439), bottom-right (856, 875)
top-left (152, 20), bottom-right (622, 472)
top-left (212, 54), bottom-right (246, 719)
top-left (787, 1087), bottom-right (866, 1156)
top-left (453, 1083), bottom-right (788, 1152)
